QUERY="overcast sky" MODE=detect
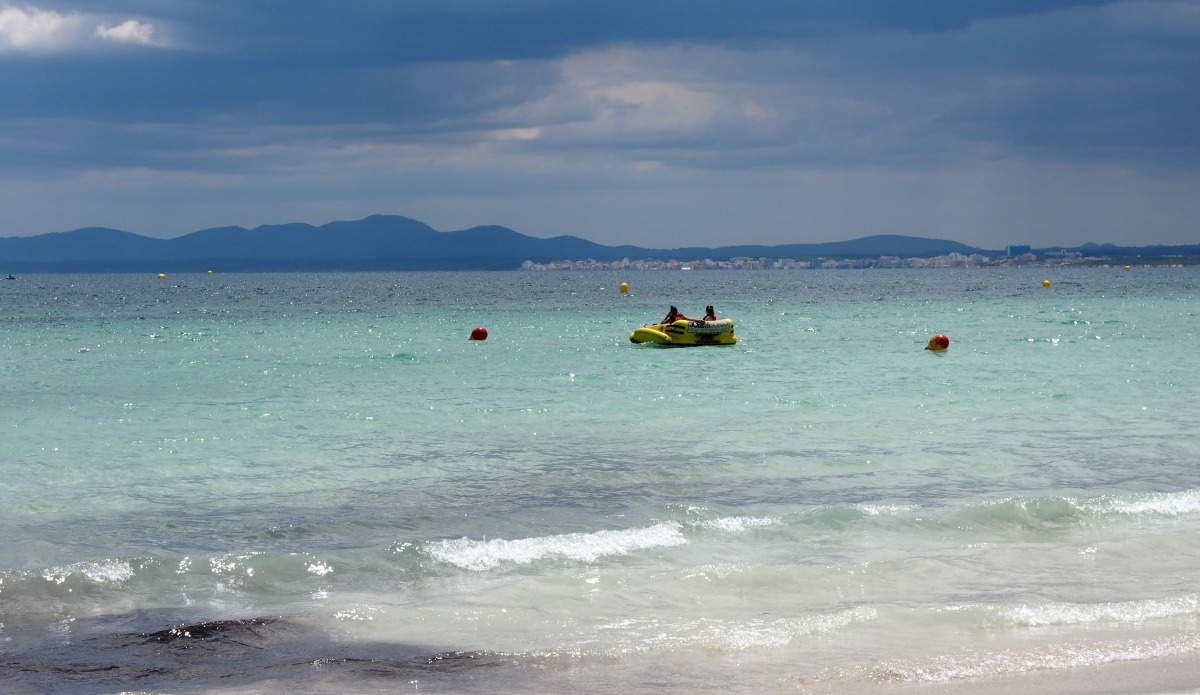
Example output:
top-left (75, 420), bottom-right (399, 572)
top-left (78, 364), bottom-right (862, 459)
top-left (3, 1), bottom-right (1198, 249)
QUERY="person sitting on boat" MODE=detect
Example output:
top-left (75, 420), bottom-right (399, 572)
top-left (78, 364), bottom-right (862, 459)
top-left (702, 305), bottom-right (717, 321)
top-left (661, 306), bottom-right (696, 324)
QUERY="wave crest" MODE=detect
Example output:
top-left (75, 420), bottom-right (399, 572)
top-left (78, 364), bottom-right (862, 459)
top-left (999, 595), bottom-right (1200, 627)
top-left (425, 522), bottom-right (687, 571)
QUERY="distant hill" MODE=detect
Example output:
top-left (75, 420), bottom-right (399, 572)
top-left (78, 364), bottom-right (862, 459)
top-left (0, 215), bottom-right (1194, 271)
top-left (0, 216), bottom-right (590, 272)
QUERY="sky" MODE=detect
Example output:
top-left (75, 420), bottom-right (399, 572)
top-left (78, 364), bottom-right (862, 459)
top-left (2, 1), bottom-right (1198, 249)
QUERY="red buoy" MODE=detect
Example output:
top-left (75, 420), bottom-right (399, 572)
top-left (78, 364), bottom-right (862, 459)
top-left (469, 326), bottom-right (488, 341)
top-left (925, 334), bottom-right (950, 351)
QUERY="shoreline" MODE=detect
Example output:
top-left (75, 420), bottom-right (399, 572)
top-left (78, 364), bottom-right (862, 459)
top-left (795, 650), bottom-right (1200, 695)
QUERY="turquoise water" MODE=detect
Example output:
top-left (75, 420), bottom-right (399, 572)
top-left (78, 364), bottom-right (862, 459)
top-left (2, 269), bottom-right (1198, 693)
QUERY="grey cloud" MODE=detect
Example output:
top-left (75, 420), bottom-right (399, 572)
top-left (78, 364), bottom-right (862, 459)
top-left (2, 0), bottom-right (1196, 247)
top-left (34, 1), bottom-right (1123, 63)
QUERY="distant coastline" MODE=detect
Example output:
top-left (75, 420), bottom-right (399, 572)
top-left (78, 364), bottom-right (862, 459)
top-left (3, 214), bottom-right (1197, 272)
top-left (522, 251), bottom-right (1194, 271)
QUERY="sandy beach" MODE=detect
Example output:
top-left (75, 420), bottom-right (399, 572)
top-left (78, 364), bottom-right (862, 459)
top-left (795, 651), bottom-right (1200, 695)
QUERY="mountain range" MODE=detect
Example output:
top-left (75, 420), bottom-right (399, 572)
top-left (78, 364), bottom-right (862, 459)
top-left (1, 215), bottom-right (1194, 272)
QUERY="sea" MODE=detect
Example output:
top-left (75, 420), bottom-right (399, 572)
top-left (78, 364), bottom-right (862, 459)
top-left (1, 268), bottom-right (1198, 694)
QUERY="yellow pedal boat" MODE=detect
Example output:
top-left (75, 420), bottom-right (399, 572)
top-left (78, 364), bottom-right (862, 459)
top-left (629, 318), bottom-right (736, 346)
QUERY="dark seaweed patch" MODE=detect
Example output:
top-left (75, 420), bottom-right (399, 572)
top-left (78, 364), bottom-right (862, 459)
top-left (143, 617), bottom-right (276, 643)
top-left (1, 614), bottom-right (525, 694)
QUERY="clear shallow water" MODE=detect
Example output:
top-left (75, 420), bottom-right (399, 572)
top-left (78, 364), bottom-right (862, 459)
top-left (1, 269), bottom-right (1198, 693)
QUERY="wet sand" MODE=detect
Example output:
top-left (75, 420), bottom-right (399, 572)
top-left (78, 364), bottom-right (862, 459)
top-left (795, 651), bottom-right (1200, 695)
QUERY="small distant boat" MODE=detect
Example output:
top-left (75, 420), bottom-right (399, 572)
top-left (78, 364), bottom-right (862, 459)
top-left (4, 274), bottom-right (15, 280)
top-left (630, 319), bottom-right (736, 347)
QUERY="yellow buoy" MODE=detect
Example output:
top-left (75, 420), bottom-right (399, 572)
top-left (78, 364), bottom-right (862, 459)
top-left (158, 273), bottom-right (167, 279)
top-left (1124, 266), bottom-right (1131, 272)
top-left (208, 270), bottom-right (214, 275)
top-left (1042, 280), bottom-right (1050, 287)
top-left (619, 282), bottom-right (628, 294)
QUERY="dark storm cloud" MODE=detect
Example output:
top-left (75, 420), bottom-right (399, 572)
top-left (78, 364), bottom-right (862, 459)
top-left (5, 0), bottom-right (1121, 121)
top-left (2, 0), bottom-right (1198, 246)
top-left (78, 0), bottom-right (1108, 60)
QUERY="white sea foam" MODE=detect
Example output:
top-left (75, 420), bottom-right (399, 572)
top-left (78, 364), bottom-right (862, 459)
top-left (870, 633), bottom-right (1200, 682)
top-left (306, 560), bottom-right (333, 576)
top-left (209, 553), bottom-right (260, 575)
top-left (553, 606), bottom-right (877, 656)
top-left (970, 490), bottom-right (1200, 525)
top-left (855, 503), bottom-right (920, 516)
top-left (694, 515), bottom-right (781, 532)
top-left (426, 522), bottom-right (688, 571)
top-left (1078, 489), bottom-right (1200, 516)
top-left (41, 559), bottom-right (135, 586)
top-left (999, 595), bottom-right (1200, 627)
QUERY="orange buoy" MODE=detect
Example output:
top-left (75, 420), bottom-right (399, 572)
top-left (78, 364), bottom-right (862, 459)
top-left (925, 334), bottom-right (950, 351)
top-left (469, 326), bottom-right (488, 341)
